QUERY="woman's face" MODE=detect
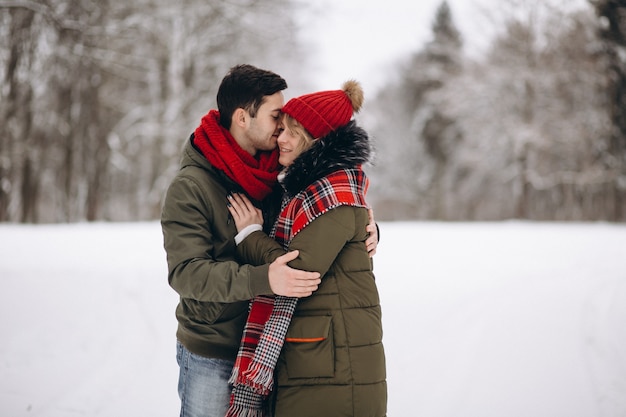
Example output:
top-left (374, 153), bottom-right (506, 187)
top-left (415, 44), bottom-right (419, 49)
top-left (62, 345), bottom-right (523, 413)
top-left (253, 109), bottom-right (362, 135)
top-left (276, 119), bottom-right (305, 167)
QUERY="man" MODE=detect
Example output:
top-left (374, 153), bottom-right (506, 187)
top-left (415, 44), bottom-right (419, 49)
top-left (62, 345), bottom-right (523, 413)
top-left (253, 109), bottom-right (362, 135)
top-left (161, 64), bottom-right (377, 417)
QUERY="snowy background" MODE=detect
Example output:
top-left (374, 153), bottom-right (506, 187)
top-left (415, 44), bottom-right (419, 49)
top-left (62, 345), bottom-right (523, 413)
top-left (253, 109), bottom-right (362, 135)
top-left (296, 0), bottom-right (494, 93)
top-left (1, 221), bottom-right (625, 416)
top-left (296, 0), bottom-right (588, 92)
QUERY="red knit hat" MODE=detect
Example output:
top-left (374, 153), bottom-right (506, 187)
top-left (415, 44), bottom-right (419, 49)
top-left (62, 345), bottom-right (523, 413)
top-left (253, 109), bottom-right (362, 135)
top-left (282, 80), bottom-right (364, 138)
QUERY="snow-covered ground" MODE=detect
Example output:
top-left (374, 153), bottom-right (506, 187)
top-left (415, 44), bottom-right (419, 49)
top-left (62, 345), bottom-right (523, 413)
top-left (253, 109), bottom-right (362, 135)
top-left (1, 221), bottom-right (625, 416)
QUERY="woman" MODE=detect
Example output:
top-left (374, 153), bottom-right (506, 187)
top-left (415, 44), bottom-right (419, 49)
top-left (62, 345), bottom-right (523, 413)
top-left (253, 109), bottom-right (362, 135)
top-left (225, 81), bottom-right (387, 417)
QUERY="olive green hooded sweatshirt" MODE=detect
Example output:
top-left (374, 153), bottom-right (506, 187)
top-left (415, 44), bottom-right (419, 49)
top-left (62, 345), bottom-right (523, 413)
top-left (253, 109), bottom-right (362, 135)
top-left (161, 135), bottom-right (280, 359)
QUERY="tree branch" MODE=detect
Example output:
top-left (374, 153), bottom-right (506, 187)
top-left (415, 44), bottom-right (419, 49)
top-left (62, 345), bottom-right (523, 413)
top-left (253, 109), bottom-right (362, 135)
top-left (0, 0), bottom-right (85, 31)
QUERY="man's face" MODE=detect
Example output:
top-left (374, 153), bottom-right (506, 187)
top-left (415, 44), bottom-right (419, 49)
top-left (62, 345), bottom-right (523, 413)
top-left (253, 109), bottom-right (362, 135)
top-left (245, 91), bottom-right (284, 153)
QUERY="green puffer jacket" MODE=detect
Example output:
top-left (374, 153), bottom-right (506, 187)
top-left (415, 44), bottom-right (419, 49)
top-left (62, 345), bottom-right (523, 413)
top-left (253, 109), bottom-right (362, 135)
top-left (237, 121), bottom-right (387, 417)
top-left (161, 135), bottom-right (281, 360)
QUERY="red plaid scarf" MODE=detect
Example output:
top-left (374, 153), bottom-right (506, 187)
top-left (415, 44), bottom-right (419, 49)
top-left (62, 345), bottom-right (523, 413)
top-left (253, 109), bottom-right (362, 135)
top-left (193, 110), bottom-right (279, 201)
top-left (226, 168), bottom-right (369, 417)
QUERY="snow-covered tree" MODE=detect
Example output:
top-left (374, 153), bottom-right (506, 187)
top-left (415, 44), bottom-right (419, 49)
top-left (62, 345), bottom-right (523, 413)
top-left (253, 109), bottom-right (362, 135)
top-left (368, 0), bottom-right (623, 221)
top-left (0, 0), bottom-right (308, 222)
top-left (367, 1), bottom-right (464, 219)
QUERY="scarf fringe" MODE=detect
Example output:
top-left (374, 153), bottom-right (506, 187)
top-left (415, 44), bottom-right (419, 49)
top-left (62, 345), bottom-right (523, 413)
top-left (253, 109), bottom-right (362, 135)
top-left (228, 365), bottom-right (240, 386)
top-left (241, 364), bottom-right (274, 395)
top-left (229, 364), bottom-right (274, 396)
top-left (224, 403), bottom-right (265, 417)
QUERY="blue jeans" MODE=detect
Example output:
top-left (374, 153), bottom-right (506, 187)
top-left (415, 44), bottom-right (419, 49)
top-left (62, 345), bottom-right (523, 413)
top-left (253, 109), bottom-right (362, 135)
top-left (176, 341), bottom-right (234, 417)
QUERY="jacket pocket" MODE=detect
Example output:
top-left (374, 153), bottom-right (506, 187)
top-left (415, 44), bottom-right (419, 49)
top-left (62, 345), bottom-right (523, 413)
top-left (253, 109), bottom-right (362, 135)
top-left (283, 315), bottom-right (334, 378)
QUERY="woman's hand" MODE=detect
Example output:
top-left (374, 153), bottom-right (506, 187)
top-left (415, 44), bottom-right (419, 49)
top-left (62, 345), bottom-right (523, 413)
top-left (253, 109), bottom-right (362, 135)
top-left (365, 208), bottom-right (378, 257)
top-left (227, 192), bottom-right (264, 232)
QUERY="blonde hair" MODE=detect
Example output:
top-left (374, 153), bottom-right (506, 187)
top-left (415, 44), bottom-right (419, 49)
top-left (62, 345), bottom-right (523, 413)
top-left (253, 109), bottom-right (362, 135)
top-left (283, 114), bottom-right (315, 154)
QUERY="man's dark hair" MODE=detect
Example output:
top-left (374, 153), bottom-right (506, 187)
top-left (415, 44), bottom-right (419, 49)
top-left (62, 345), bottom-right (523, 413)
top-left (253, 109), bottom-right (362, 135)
top-left (217, 64), bottom-right (288, 129)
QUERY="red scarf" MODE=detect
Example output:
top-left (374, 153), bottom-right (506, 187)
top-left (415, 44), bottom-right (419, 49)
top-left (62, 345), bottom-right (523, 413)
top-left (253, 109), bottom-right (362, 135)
top-left (193, 110), bottom-right (279, 201)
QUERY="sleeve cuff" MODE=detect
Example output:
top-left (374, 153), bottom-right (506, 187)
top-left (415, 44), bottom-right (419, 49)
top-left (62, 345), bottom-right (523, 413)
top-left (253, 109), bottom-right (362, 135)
top-left (234, 224), bottom-right (263, 245)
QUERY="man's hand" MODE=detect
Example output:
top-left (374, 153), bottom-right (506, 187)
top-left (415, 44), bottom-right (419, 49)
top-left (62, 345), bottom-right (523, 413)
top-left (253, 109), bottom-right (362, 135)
top-left (365, 208), bottom-right (378, 257)
top-left (268, 250), bottom-right (321, 297)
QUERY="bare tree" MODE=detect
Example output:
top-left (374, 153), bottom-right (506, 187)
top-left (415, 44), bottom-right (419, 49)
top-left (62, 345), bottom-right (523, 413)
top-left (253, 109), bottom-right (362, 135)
top-left (0, 4), bottom-right (37, 221)
top-left (591, 0), bottom-right (626, 220)
top-left (0, 0), bottom-right (307, 222)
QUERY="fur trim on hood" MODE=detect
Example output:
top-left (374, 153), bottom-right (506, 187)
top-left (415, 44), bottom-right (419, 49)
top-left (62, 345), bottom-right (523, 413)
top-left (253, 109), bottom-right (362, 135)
top-left (281, 120), bottom-right (371, 196)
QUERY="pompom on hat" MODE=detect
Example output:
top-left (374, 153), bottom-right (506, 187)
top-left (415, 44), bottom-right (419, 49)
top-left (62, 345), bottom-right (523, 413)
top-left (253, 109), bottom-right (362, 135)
top-left (281, 80), bottom-right (364, 139)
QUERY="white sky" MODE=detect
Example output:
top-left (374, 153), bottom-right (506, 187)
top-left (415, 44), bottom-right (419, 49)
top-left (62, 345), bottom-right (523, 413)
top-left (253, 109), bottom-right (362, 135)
top-left (295, 0), bottom-right (589, 94)
top-left (295, 0), bottom-right (497, 93)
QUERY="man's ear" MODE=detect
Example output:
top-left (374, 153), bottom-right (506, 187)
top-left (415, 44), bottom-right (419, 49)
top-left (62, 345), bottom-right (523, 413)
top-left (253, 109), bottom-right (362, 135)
top-left (232, 108), bottom-right (247, 128)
